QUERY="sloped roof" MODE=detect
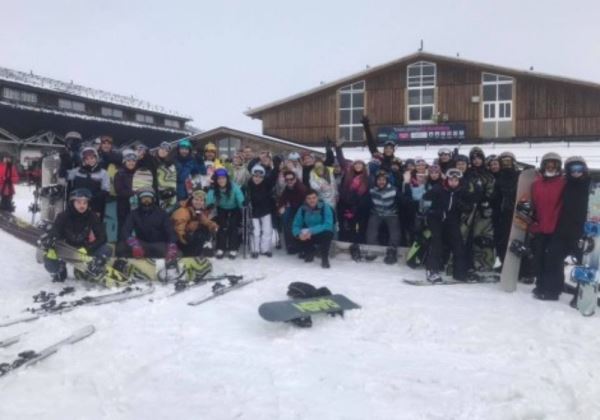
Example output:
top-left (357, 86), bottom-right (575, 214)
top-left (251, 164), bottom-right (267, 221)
top-left (245, 51), bottom-right (600, 117)
top-left (0, 66), bottom-right (191, 120)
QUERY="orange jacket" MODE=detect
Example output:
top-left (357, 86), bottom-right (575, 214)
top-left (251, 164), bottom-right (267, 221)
top-left (171, 203), bottom-right (218, 244)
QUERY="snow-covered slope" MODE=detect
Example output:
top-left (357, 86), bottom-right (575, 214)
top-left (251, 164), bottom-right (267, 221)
top-left (1, 185), bottom-right (600, 420)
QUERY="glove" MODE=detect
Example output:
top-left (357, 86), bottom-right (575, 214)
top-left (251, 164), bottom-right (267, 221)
top-left (127, 237), bottom-right (145, 259)
top-left (38, 233), bottom-right (56, 250)
top-left (166, 243), bottom-right (178, 263)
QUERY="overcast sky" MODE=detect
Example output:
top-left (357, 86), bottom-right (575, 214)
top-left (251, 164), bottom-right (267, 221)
top-left (2, 0), bottom-right (599, 133)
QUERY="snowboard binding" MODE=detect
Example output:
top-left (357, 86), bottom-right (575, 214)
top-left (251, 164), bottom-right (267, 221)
top-left (509, 239), bottom-right (533, 259)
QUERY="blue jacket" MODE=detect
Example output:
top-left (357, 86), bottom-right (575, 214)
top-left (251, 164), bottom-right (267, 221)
top-left (206, 183), bottom-right (245, 210)
top-left (174, 155), bottom-right (205, 200)
top-left (292, 201), bottom-right (334, 236)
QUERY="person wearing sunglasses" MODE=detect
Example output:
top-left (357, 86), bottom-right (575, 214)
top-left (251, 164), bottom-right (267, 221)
top-left (422, 168), bottom-right (470, 283)
top-left (436, 147), bottom-right (455, 174)
top-left (277, 171), bottom-right (307, 255)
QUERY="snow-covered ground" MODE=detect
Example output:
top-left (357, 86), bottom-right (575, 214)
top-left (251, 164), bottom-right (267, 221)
top-left (1, 185), bottom-right (600, 420)
top-left (329, 141), bottom-right (600, 169)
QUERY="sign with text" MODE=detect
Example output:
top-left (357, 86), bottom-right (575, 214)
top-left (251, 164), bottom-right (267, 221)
top-left (377, 124), bottom-right (467, 143)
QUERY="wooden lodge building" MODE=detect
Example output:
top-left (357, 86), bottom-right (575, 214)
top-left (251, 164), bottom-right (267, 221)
top-left (245, 51), bottom-right (600, 147)
top-left (0, 65), bottom-right (193, 161)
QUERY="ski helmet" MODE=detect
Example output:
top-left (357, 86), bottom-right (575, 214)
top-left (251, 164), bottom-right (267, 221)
top-left (455, 154), bottom-right (469, 164)
top-left (485, 154), bottom-right (499, 165)
top-left (540, 152), bottom-right (562, 170)
top-left (80, 146), bottom-right (99, 161)
top-left (251, 164), bottom-right (266, 177)
top-left (69, 188), bottom-right (92, 201)
top-left (565, 156), bottom-right (588, 174)
top-left (178, 139), bottom-right (192, 149)
top-left (469, 146), bottom-right (485, 161)
top-left (65, 131), bottom-right (82, 142)
top-left (122, 149), bottom-right (137, 163)
top-left (159, 141), bottom-right (172, 151)
top-left (288, 152), bottom-right (300, 161)
top-left (438, 147), bottom-right (452, 156)
top-left (498, 151), bottom-right (515, 161)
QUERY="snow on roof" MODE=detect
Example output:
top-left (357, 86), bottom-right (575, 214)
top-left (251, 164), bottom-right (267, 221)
top-left (0, 100), bottom-right (192, 135)
top-left (0, 66), bottom-right (191, 120)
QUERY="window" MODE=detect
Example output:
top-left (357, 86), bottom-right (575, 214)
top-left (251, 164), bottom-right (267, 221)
top-left (482, 73), bottom-right (513, 121)
top-left (58, 98), bottom-right (86, 112)
top-left (338, 81), bottom-right (365, 142)
top-left (101, 106), bottom-right (123, 119)
top-left (164, 118), bottom-right (180, 129)
top-left (135, 113), bottom-right (155, 124)
top-left (217, 137), bottom-right (241, 158)
top-left (2, 87), bottom-right (38, 104)
top-left (407, 62), bottom-right (436, 123)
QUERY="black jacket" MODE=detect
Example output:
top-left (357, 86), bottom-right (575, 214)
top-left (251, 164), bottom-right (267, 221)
top-left (49, 204), bottom-right (107, 252)
top-left (98, 150), bottom-right (122, 170)
top-left (423, 183), bottom-right (471, 223)
top-left (494, 167), bottom-right (520, 213)
top-left (246, 164), bottom-right (279, 219)
top-left (555, 174), bottom-right (590, 242)
top-left (122, 204), bottom-right (177, 244)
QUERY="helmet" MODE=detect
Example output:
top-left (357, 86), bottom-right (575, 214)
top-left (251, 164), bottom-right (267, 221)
top-left (69, 188), bottom-right (92, 201)
top-left (121, 149), bottom-right (137, 163)
top-left (469, 146), bottom-right (485, 161)
top-left (485, 154), bottom-right (499, 165)
top-left (540, 152), bottom-right (562, 170)
top-left (65, 131), bottom-right (82, 141)
top-left (80, 146), bottom-right (99, 160)
top-left (455, 154), bottom-right (469, 164)
top-left (565, 156), bottom-right (587, 174)
top-left (251, 164), bottom-right (266, 176)
top-left (204, 142), bottom-right (217, 152)
top-left (499, 151), bottom-right (515, 161)
top-left (178, 139), bottom-right (192, 149)
top-left (159, 141), bottom-right (172, 151)
top-left (214, 168), bottom-right (228, 178)
top-left (438, 147), bottom-right (452, 156)
top-left (288, 152), bottom-right (300, 161)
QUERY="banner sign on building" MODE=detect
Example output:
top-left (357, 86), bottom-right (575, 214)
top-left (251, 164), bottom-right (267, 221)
top-left (377, 124), bottom-right (467, 143)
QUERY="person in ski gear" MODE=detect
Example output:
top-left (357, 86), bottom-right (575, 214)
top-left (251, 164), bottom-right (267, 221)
top-left (153, 141), bottom-right (178, 213)
top-left (203, 142), bottom-right (223, 170)
top-left (300, 152), bottom-right (316, 187)
top-left (41, 188), bottom-right (112, 282)
top-left (0, 154), bottom-right (19, 212)
top-left (205, 168), bottom-right (245, 259)
top-left (172, 189), bottom-right (218, 257)
top-left (174, 139), bottom-right (205, 201)
top-left (117, 188), bottom-right (179, 263)
top-left (309, 158), bottom-right (338, 210)
top-left (58, 131), bottom-right (84, 178)
top-left (228, 153), bottom-right (251, 188)
top-left (529, 152), bottom-right (567, 300)
top-left (247, 161), bottom-right (280, 258)
top-left (423, 168), bottom-right (471, 283)
top-left (96, 136), bottom-right (122, 170)
top-left (114, 150), bottom-right (138, 240)
top-left (292, 189), bottom-right (334, 268)
top-left (366, 170), bottom-right (405, 264)
top-left (277, 170), bottom-right (307, 254)
top-left (492, 151), bottom-right (520, 263)
top-left (67, 146), bottom-right (110, 219)
top-left (436, 147), bottom-right (455, 175)
top-left (362, 116), bottom-right (397, 173)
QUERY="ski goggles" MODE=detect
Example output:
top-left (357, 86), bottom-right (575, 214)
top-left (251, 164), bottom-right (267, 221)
top-left (122, 153), bottom-right (137, 162)
top-left (446, 168), bottom-right (463, 179)
top-left (252, 171), bottom-right (265, 178)
top-left (568, 163), bottom-right (585, 174)
top-left (438, 148), bottom-right (452, 156)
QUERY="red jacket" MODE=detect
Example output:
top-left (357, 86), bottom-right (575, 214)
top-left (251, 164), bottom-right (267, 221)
top-left (529, 174), bottom-right (566, 234)
top-left (0, 162), bottom-right (19, 196)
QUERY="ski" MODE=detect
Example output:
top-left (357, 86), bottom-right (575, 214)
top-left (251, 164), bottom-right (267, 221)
top-left (187, 276), bottom-right (265, 306)
top-left (403, 276), bottom-right (499, 286)
top-left (169, 274), bottom-right (244, 296)
top-left (0, 286), bottom-right (154, 328)
top-left (0, 325), bottom-right (95, 378)
top-left (0, 332), bottom-right (27, 348)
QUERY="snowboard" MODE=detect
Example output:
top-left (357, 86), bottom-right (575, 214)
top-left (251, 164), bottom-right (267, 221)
top-left (130, 168), bottom-right (154, 210)
top-left (156, 164), bottom-right (178, 213)
top-left (500, 168), bottom-right (537, 292)
top-left (39, 153), bottom-right (66, 224)
top-left (258, 294), bottom-right (361, 323)
top-left (331, 240), bottom-right (407, 262)
top-left (0, 325), bottom-right (95, 377)
top-left (187, 276), bottom-right (266, 306)
top-left (403, 273), bottom-right (500, 286)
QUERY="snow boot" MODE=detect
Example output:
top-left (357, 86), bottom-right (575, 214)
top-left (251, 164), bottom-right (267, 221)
top-left (426, 270), bottom-right (442, 283)
top-left (383, 247), bottom-right (397, 265)
top-left (349, 243), bottom-right (362, 262)
top-left (228, 250), bottom-right (238, 260)
top-left (215, 250), bottom-right (225, 259)
top-left (51, 261), bottom-right (67, 283)
top-left (251, 252), bottom-right (259, 259)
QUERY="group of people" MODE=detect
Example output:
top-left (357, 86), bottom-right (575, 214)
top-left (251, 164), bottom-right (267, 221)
top-left (0, 118), bottom-right (590, 301)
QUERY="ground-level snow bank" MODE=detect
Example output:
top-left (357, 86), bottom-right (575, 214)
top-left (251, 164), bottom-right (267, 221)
top-left (1, 185), bottom-right (599, 420)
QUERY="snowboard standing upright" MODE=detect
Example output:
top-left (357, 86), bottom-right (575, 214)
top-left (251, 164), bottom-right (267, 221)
top-left (500, 168), bottom-right (537, 292)
top-left (129, 169), bottom-right (154, 210)
top-left (39, 153), bottom-right (65, 225)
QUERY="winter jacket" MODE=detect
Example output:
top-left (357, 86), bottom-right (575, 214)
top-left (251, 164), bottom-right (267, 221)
top-left (171, 203), bottom-right (218, 245)
top-left (247, 170), bottom-right (278, 219)
top-left (122, 204), bottom-right (177, 244)
top-left (206, 183), bottom-right (245, 210)
top-left (494, 168), bottom-right (520, 213)
top-left (174, 155), bottom-right (205, 200)
top-left (368, 184), bottom-right (400, 217)
top-left (98, 150), bottom-right (122, 170)
top-left (0, 162), bottom-right (19, 196)
top-left (278, 181), bottom-right (307, 212)
top-left (67, 164), bottom-right (110, 213)
top-left (292, 201), bottom-right (335, 236)
top-left (555, 174), bottom-right (590, 241)
top-left (423, 183), bottom-right (471, 223)
top-left (530, 174), bottom-right (566, 234)
top-left (309, 167), bottom-right (338, 209)
top-left (49, 204), bottom-right (107, 252)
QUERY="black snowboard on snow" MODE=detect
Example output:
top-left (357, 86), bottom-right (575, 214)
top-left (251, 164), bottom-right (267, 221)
top-left (258, 294), bottom-right (360, 323)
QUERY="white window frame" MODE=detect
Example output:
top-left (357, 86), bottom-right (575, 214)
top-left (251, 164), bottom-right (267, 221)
top-left (164, 118), bottom-right (180, 128)
top-left (2, 87), bottom-right (38, 104)
top-left (406, 61), bottom-right (436, 124)
top-left (101, 106), bottom-right (123, 119)
top-left (58, 98), bottom-right (86, 112)
top-left (135, 113), bottom-right (155, 124)
top-left (338, 80), bottom-right (365, 142)
top-left (482, 73), bottom-right (513, 122)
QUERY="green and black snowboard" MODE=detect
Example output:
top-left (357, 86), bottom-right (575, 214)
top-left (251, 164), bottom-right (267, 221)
top-left (258, 294), bottom-right (360, 323)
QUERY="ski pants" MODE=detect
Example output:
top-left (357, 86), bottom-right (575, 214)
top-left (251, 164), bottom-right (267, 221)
top-left (531, 233), bottom-right (568, 296)
top-left (44, 243), bottom-right (112, 274)
top-left (116, 240), bottom-right (171, 259)
top-left (215, 208), bottom-right (241, 252)
top-left (425, 215), bottom-right (467, 280)
top-left (366, 214), bottom-right (400, 247)
top-left (282, 207), bottom-right (300, 254)
top-left (252, 214), bottom-right (273, 254)
top-left (298, 231), bottom-right (333, 262)
top-left (178, 227), bottom-right (211, 257)
top-left (496, 210), bottom-right (513, 263)
top-left (337, 210), bottom-right (368, 244)
top-left (0, 195), bottom-right (14, 212)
